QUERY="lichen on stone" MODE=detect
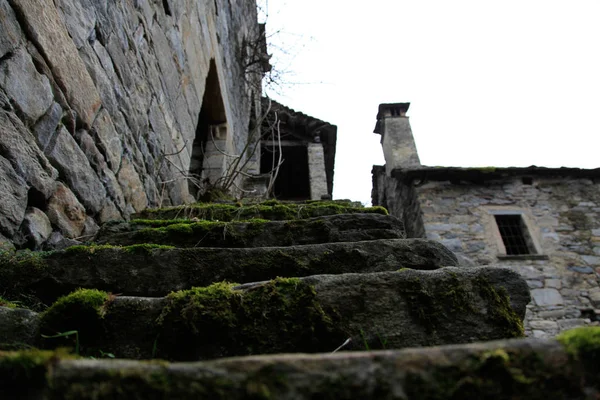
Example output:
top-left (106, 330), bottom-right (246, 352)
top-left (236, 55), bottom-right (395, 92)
top-left (155, 278), bottom-right (344, 360)
top-left (474, 277), bottom-right (524, 338)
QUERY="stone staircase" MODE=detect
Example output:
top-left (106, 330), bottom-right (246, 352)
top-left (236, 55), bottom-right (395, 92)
top-left (0, 200), bottom-right (597, 398)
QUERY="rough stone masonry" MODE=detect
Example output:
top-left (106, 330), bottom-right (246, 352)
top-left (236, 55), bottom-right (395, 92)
top-left (0, 0), bottom-right (264, 249)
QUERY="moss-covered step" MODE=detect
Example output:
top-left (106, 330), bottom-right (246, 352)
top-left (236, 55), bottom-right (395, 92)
top-left (132, 202), bottom-right (388, 221)
top-left (0, 267), bottom-right (529, 360)
top-left (0, 239), bottom-right (457, 307)
top-left (94, 213), bottom-right (406, 248)
top-left (3, 327), bottom-right (596, 399)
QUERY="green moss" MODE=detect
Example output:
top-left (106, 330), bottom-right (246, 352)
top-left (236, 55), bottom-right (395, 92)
top-left (130, 219), bottom-right (193, 227)
top-left (467, 166), bottom-right (497, 173)
top-left (475, 277), bottom-right (524, 338)
top-left (0, 348), bottom-right (74, 389)
top-left (402, 271), bottom-right (475, 333)
top-left (40, 289), bottom-right (109, 354)
top-left (557, 326), bottom-right (600, 375)
top-left (0, 296), bottom-right (17, 308)
top-left (0, 249), bottom-right (49, 270)
top-left (65, 244), bottom-right (174, 254)
top-left (64, 244), bottom-right (117, 254)
top-left (155, 278), bottom-right (344, 360)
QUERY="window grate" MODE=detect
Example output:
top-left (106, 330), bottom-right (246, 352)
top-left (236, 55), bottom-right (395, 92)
top-left (494, 215), bottom-right (532, 255)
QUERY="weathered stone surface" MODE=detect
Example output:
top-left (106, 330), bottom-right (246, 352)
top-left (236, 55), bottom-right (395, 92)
top-left (26, 331), bottom-right (599, 399)
top-left (0, 0), bottom-right (22, 58)
top-left (0, 110), bottom-right (58, 199)
top-left (0, 156), bottom-right (27, 237)
top-left (32, 102), bottom-right (62, 150)
top-left (10, 0), bottom-right (101, 127)
top-left (0, 239), bottom-right (458, 304)
top-left (2, 267), bottom-right (528, 360)
top-left (17, 207), bottom-right (52, 250)
top-left (90, 109), bottom-right (122, 173)
top-left (531, 288), bottom-right (563, 306)
top-left (117, 158), bottom-right (148, 214)
top-left (45, 127), bottom-right (105, 214)
top-left (74, 130), bottom-right (127, 213)
top-left (0, 48), bottom-right (53, 123)
top-left (43, 231), bottom-right (81, 251)
top-left (0, 307), bottom-right (39, 349)
top-left (0, 233), bottom-right (14, 252)
top-left (95, 213), bottom-right (406, 247)
top-left (45, 183), bottom-right (87, 239)
top-left (54, 0), bottom-right (96, 50)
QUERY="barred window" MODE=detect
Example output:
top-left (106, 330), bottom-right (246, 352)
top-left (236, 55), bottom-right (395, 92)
top-left (494, 214), bottom-right (534, 255)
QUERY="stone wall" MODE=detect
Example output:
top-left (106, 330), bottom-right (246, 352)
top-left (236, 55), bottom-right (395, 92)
top-left (371, 166), bottom-right (424, 238)
top-left (0, 0), bottom-right (263, 248)
top-left (373, 168), bottom-right (600, 337)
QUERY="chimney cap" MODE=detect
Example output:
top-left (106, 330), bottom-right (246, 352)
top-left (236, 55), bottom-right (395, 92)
top-left (374, 102), bottom-right (411, 134)
top-left (376, 103), bottom-right (410, 119)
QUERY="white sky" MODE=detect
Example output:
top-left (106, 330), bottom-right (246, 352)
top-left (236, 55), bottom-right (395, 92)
top-left (260, 1), bottom-right (600, 204)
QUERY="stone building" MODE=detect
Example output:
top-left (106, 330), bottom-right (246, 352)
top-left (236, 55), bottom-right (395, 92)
top-left (256, 99), bottom-right (336, 201)
top-left (0, 0), bottom-right (336, 249)
top-left (372, 102), bottom-right (600, 337)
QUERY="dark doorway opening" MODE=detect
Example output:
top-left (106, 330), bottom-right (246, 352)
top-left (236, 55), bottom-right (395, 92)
top-left (261, 145), bottom-right (310, 200)
top-left (190, 59), bottom-right (226, 198)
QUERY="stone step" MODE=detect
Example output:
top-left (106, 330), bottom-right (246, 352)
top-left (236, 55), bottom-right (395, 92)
top-left (0, 267), bottom-right (529, 361)
top-left (2, 328), bottom-right (595, 399)
top-left (0, 239), bottom-right (457, 308)
top-left (133, 202), bottom-right (388, 221)
top-left (94, 213), bottom-right (406, 248)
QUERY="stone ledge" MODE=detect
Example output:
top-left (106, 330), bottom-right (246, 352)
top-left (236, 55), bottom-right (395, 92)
top-left (0, 239), bottom-right (458, 306)
top-left (0, 267), bottom-right (529, 360)
top-left (1, 327), bottom-right (599, 399)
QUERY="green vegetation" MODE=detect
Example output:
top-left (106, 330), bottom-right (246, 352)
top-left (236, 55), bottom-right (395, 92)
top-left (475, 277), bottom-right (524, 338)
top-left (557, 326), bottom-right (600, 375)
top-left (40, 289), bottom-right (109, 355)
top-left (0, 296), bottom-right (17, 308)
top-left (155, 278), bottom-right (344, 360)
top-left (0, 348), bottom-right (74, 389)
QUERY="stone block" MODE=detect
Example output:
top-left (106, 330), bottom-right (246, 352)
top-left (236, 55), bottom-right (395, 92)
top-left (568, 266), bottom-right (595, 274)
top-left (582, 255), bottom-right (600, 266)
top-left (117, 158), bottom-right (148, 213)
top-left (45, 127), bottom-right (106, 214)
top-left (0, 156), bottom-right (27, 237)
top-left (0, 0), bottom-right (23, 58)
top-left (538, 309), bottom-right (566, 319)
top-left (440, 238), bottom-right (462, 252)
top-left (531, 288), bottom-right (563, 306)
top-left (0, 110), bottom-right (58, 199)
top-left (589, 291), bottom-right (600, 308)
top-left (10, 0), bottom-right (101, 127)
top-left (557, 319), bottom-right (587, 330)
top-left (18, 207), bottom-right (52, 249)
top-left (90, 109), bottom-right (123, 173)
top-left (526, 280), bottom-right (543, 289)
top-left (54, 0), bottom-right (96, 49)
top-left (545, 279), bottom-right (562, 289)
top-left (0, 47), bottom-right (53, 123)
top-left (46, 183), bottom-right (87, 239)
top-left (529, 320), bottom-right (558, 330)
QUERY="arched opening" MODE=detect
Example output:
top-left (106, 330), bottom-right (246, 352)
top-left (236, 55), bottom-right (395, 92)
top-left (189, 59), bottom-right (227, 199)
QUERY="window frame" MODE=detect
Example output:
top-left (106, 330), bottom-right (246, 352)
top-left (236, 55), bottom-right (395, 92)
top-left (487, 208), bottom-right (548, 260)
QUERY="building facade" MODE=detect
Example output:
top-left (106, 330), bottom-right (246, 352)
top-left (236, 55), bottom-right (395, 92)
top-left (372, 102), bottom-right (600, 337)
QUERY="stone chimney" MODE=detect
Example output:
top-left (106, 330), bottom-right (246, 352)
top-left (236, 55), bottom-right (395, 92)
top-left (373, 102), bottom-right (421, 175)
